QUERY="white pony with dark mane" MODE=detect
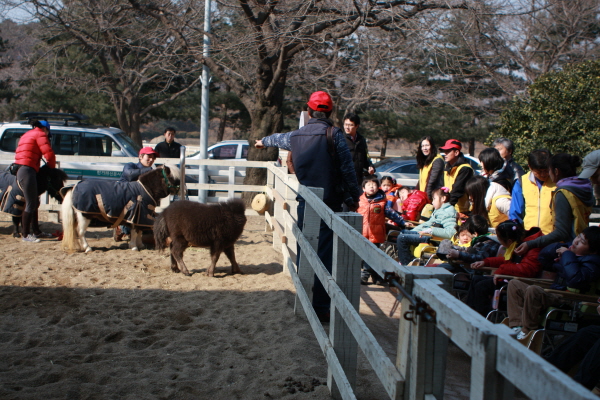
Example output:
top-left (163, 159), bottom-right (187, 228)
top-left (61, 164), bottom-right (181, 252)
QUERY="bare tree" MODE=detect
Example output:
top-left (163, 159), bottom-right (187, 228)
top-left (128, 0), bottom-right (472, 186)
top-left (27, 0), bottom-right (203, 144)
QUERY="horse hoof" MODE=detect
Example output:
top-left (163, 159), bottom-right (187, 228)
top-left (131, 247), bottom-right (139, 251)
top-left (183, 272), bottom-right (192, 277)
top-left (85, 247), bottom-right (92, 253)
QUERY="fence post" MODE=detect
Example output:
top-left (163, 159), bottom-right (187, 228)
top-left (271, 172), bottom-right (285, 251)
top-left (294, 186), bottom-right (323, 318)
top-left (328, 212), bottom-right (362, 399)
top-left (397, 276), bottom-right (450, 400)
top-left (228, 166), bottom-right (235, 199)
top-left (283, 175), bottom-right (299, 271)
top-left (471, 330), bottom-right (515, 400)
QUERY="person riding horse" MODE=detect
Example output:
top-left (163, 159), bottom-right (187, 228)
top-left (13, 119), bottom-right (57, 242)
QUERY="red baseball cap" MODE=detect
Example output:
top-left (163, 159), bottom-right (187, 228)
top-left (139, 147), bottom-right (159, 157)
top-left (439, 139), bottom-right (462, 151)
top-left (307, 91), bottom-right (333, 113)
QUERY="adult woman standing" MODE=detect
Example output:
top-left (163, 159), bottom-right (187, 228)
top-left (415, 136), bottom-right (444, 201)
top-left (515, 153), bottom-right (594, 256)
top-left (479, 147), bottom-right (513, 193)
top-left (14, 119), bottom-right (56, 242)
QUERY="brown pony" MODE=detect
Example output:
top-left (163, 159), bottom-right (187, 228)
top-left (153, 199), bottom-right (247, 276)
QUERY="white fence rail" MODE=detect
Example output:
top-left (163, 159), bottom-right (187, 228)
top-left (262, 162), bottom-right (598, 400)
top-left (1, 153), bottom-right (597, 399)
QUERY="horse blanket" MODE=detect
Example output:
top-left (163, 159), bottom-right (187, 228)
top-left (71, 180), bottom-right (157, 228)
top-left (0, 171), bottom-right (26, 217)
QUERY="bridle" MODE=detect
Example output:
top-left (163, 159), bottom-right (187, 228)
top-left (161, 167), bottom-right (180, 194)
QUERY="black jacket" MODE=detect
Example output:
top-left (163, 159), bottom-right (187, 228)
top-left (344, 132), bottom-right (373, 184)
top-left (154, 141), bottom-right (182, 159)
top-left (444, 153), bottom-right (474, 207)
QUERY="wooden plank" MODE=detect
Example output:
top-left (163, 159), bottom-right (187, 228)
top-left (469, 329), bottom-right (514, 400)
top-left (227, 166), bottom-right (236, 198)
top-left (412, 279), bottom-right (499, 356)
top-left (495, 333), bottom-right (598, 400)
top-left (293, 222), bottom-right (404, 399)
top-left (281, 245), bottom-right (357, 400)
top-left (185, 183), bottom-right (265, 192)
top-left (329, 213), bottom-right (362, 399)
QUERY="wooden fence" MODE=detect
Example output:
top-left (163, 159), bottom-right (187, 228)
top-left (1, 153), bottom-right (598, 399)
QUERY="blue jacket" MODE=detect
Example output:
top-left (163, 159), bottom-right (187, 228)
top-left (262, 118), bottom-right (360, 207)
top-left (120, 162), bottom-right (152, 182)
top-left (413, 202), bottom-right (457, 239)
top-left (539, 242), bottom-right (600, 293)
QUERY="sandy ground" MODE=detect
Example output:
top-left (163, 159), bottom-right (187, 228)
top-left (0, 215), bottom-right (396, 400)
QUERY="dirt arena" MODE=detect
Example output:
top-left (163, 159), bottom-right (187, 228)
top-left (0, 215), bottom-right (394, 400)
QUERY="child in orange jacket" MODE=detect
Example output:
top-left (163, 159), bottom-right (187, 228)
top-left (358, 176), bottom-right (405, 285)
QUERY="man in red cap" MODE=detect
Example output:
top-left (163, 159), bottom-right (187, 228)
top-left (115, 146), bottom-right (159, 241)
top-left (255, 90), bottom-right (360, 323)
top-left (439, 139), bottom-right (474, 213)
top-left (120, 147), bottom-right (159, 182)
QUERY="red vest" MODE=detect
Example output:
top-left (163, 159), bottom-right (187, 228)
top-left (358, 194), bottom-right (386, 243)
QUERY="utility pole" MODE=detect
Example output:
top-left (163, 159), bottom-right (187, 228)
top-left (198, 0), bottom-right (211, 203)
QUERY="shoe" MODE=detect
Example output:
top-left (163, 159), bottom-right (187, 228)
top-left (516, 331), bottom-right (527, 340)
top-left (34, 232), bottom-right (53, 239)
top-left (113, 227), bottom-right (124, 242)
top-left (360, 276), bottom-right (369, 285)
top-left (22, 234), bottom-right (40, 243)
top-left (511, 326), bottom-right (522, 335)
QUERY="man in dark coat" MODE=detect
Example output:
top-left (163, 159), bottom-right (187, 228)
top-left (343, 113), bottom-right (374, 184)
top-left (255, 91), bottom-right (360, 323)
top-left (154, 127), bottom-right (182, 159)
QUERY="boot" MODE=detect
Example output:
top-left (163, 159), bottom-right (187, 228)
top-left (21, 211), bottom-right (32, 238)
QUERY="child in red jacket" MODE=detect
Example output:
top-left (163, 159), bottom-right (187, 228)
top-left (465, 220), bottom-right (543, 316)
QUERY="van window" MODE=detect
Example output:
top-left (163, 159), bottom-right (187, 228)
top-left (242, 145), bottom-right (248, 159)
top-left (0, 129), bottom-right (27, 152)
top-left (52, 131), bottom-right (79, 155)
top-left (80, 132), bottom-right (121, 156)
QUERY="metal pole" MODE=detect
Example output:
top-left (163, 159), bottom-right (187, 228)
top-left (198, 0), bottom-right (211, 203)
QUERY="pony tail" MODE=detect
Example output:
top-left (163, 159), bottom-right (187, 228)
top-left (153, 212), bottom-right (169, 252)
top-left (60, 188), bottom-right (79, 252)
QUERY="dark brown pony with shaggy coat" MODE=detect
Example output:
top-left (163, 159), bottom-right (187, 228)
top-left (154, 199), bottom-right (247, 276)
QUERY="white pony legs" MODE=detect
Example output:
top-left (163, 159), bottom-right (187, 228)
top-left (75, 212), bottom-right (92, 253)
top-left (129, 228), bottom-right (144, 251)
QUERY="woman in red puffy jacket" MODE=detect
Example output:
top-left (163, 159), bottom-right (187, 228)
top-left (14, 120), bottom-right (56, 242)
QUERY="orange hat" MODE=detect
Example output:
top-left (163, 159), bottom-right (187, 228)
top-left (439, 139), bottom-right (462, 151)
top-left (139, 147), bottom-right (159, 156)
top-left (307, 91), bottom-right (333, 113)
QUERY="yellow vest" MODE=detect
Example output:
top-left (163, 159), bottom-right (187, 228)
top-left (555, 189), bottom-right (591, 236)
top-left (444, 163), bottom-right (473, 213)
top-left (488, 194), bottom-right (511, 228)
top-left (522, 172), bottom-right (555, 234)
top-left (419, 155), bottom-right (443, 196)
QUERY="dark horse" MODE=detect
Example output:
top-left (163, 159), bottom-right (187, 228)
top-left (61, 165), bottom-right (180, 252)
top-left (153, 199), bottom-right (247, 276)
top-left (0, 165), bottom-right (68, 237)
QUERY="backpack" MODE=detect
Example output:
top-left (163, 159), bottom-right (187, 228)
top-left (402, 190), bottom-right (429, 221)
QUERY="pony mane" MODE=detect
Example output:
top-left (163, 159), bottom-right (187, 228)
top-left (163, 164), bottom-right (181, 183)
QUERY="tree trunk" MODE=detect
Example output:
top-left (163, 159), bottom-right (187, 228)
top-left (380, 126), bottom-right (388, 158)
top-left (242, 103), bottom-right (284, 204)
top-left (216, 103), bottom-right (228, 143)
